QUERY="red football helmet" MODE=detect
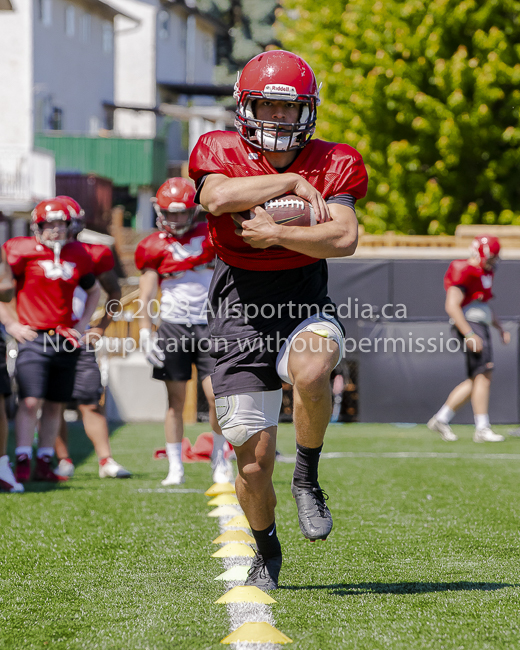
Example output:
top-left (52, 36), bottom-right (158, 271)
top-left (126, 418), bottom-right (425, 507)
top-left (152, 178), bottom-right (198, 236)
top-left (234, 50), bottom-right (320, 152)
top-left (471, 234), bottom-right (501, 269)
top-left (56, 195), bottom-right (85, 236)
top-left (31, 198), bottom-right (74, 248)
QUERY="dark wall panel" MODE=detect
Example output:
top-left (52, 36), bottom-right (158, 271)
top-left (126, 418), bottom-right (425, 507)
top-left (358, 321), bottom-right (519, 424)
top-left (328, 260), bottom-right (390, 339)
top-left (391, 260), bottom-right (448, 320)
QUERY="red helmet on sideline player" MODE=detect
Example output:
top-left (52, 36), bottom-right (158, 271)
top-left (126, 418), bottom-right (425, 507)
top-left (31, 198), bottom-right (74, 248)
top-left (152, 178), bottom-right (198, 237)
top-left (471, 234), bottom-right (501, 270)
top-left (56, 195), bottom-right (85, 236)
top-left (234, 50), bottom-right (320, 152)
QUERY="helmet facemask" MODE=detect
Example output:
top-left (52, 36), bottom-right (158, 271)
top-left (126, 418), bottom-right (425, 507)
top-left (32, 217), bottom-right (72, 250)
top-left (152, 200), bottom-right (198, 237)
top-left (235, 89), bottom-right (318, 152)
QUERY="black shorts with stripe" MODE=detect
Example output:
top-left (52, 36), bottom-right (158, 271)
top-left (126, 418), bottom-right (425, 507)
top-left (71, 347), bottom-right (103, 405)
top-left (152, 321), bottom-right (215, 383)
top-left (453, 321), bottom-right (493, 378)
top-left (207, 258), bottom-right (337, 398)
top-left (15, 331), bottom-right (80, 402)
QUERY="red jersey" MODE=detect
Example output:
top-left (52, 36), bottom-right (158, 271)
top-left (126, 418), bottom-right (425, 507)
top-left (444, 260), bottom-right (494, 307)
top-left (4, 237), bottom-right (94, 329)
top-left (134, 224), bottom-right (215, 278)
top-left (189, 131), bottom-right (368, 271)
top-left (81, 243), bottom-right (114, 276)
top-left (135, 224), bottom-right (215, 324)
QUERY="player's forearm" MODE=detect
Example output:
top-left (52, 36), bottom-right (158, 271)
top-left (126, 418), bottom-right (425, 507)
top-left (76, 282), bottom-right (101, 333)
top-left (97, 288), bottom-right (121, 332)
top-left (0, 265), bottom-right (14, 303)
top-left (272, 221), bottom-right (357, 258)
top-left (0, 301), bottom-right (18, 327)
top-left (491, 312), bottom-right (504, 332)
top-left (201, 173), bottom-right (300, 216)
top-left (138, 271), bottom-right (158, 330)
top-left (97, 271), bottom-right (121, 332)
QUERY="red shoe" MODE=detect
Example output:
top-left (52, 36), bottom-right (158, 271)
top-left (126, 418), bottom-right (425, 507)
top-left (15, 454), bottom-right (32, 483)
top-left (34, 456), bottom-right (67, 482)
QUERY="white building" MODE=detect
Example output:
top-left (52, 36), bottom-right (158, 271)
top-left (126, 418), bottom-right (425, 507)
top-left (0, 0), bottom-right (230, 232)
top-left (106, 0), bottom-right (231, 229)
top-left (0, 0), bottom-right (126, 224)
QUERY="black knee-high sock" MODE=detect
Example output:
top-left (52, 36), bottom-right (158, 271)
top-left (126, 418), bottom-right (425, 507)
top-left (251, 521), bottom-right (282, 559)
top-left (292, 442), bottom-right (322, 487)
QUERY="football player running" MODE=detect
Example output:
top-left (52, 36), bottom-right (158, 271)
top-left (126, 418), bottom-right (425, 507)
top-left (189, 50), bottom-right (368, 589)
top-left (135, 178), bottom-right (233, 486)
top-left (0, 247), bottom-right (20, 492)
top-left (52, 196), bottom-right (131, 479)
top-left (0, 198), bottom-right (100, 483)
top-left (428, 235), bottom-right (510, 443)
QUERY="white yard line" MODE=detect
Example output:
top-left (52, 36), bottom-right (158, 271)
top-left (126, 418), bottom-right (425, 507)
top-left (135, 488), bottom-right (206, 493)
top-left (276, 451), bottom-right (520, 463)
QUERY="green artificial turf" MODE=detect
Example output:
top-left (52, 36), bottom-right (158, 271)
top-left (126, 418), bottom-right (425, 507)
top-left (2, 422), bottom-right (520, 649)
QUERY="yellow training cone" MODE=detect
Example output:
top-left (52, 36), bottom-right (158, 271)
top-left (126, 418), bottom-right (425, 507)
top-left (212, 543), bottom-right (255, 558)
top-left (207, 505), bottom-right (241, 518)
top-left (215, 586), bottom-right (276, 604)
top-left (221, 622), bottom-right (292, 644)
top-left (212, 530), bottom-right (255, 544)
top-left (214, 565), bottom-right (250, 581)
top-left (223, 515), bottom-right (250, 528)
top-left (207, 494), bottom-right (239, 506)
top-left (205, 482), bottom-right (235, 496)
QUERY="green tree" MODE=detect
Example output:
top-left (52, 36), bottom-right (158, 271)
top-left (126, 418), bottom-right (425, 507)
top-left (278, 0), bottom-right (520, 234)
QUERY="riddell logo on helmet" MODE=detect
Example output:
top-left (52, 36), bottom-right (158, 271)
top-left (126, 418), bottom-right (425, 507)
top-left (264, 84), bottom-right (297, 99)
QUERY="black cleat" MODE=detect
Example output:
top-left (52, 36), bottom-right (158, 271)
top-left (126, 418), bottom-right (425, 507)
top-left (291, 479), bottom-right (333, 541)
top-left (245, 553), bottom-right (282, 591)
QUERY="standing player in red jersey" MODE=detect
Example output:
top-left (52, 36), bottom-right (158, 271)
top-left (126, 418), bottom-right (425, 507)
top-left (428, 235), bottom-right (510, 443)
top-left (189, 50), bottom-right (368, 589)
top-left (135, 178), bottom-right (233, 486)
top-left (0, 198), bottom-right (100, 483)
top-left (51, 196), bottom-right (131, 480)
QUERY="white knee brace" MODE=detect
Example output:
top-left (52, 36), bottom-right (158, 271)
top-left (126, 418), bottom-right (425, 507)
top-left (215, 389), bottom-right (283, 447)
top-left (276, 313), bottom-right (344, 384)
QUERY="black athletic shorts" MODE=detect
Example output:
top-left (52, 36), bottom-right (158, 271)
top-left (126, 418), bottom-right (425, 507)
top-left (208, 258), bottom-right (337, 398)
top-left (453, 321), bottom-right (493, 378)
top-left (152, 321), bottom-right (215, 382)
top-left (71, 347), bottom-right (103, 405)
top-left (0, 334), bottom-right (11, 397)
top-left (15, 331), bottom-right (80, 402)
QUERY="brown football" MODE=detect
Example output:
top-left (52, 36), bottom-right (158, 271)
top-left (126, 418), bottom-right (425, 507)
top-left (236, 195), bottom-right (317, 227)
top-left (262, 195), bottom-right (316, 227)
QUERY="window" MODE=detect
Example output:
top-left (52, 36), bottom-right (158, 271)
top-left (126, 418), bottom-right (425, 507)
top-left (158, 10), bottom-right (170, 40)
top-left (204, 36), bottom-right (213, 62)
top-left (65, 5), bottom-right (75, 37)
top-left (102, 21), bottom-right (113, 53)
top-left (50, 107), bottom-right (63, 131)
top-left (80, 12), bottom-right (91, 43)
top-left (38, 0), bottom-right (52, 26)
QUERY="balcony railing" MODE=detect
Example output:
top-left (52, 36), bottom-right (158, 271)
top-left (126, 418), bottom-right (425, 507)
top-left (0, 148), bottom-right (55, 212)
